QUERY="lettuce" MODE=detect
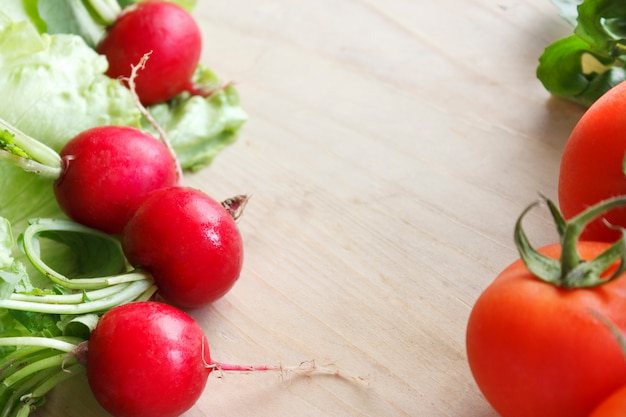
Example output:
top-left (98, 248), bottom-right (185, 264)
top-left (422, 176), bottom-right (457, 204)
top-left (3, 0), bottom-right (197, 47)
top-left (0, 13), bottom-right (140, 237)
top-left (0, 10), bottom-right (245, 274)
top-left (0, 4), bottom-right (243, 413)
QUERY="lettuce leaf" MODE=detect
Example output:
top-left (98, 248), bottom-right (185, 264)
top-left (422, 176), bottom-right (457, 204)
top-left (0, 13), bottom-right (142, 152)
top-left (147, 66), bottom-right (248, 171)
top-left (0, 9), bottom-right (245, 281)
top-left (4, 0), bottom-right (197, 46)
top-left (0, 13), bottom-right (140, 238)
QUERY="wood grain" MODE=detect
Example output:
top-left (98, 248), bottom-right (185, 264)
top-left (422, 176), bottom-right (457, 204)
top-left (33, 1), bottom-right (588, 416)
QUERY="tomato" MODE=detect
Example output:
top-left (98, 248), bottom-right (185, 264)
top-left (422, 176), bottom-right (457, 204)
top-left (466, 242), bottom-right (626, 417)
top-left (590, 386), bottom-right (626, 417)
top-left (558, 80), bottom-right (626, 242)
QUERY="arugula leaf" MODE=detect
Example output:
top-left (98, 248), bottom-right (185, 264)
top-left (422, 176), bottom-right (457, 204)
top-left (538, 0), bottom-right (626, 107)
top-left (575, 0), bottom-right (626, 52)
top-left (148, 66), bottom-right (248, 171)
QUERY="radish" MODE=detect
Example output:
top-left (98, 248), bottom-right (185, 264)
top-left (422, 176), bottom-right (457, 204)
top-left (86, 302), bottom-right (328, 417)
top-left (86, 301), bottom-right (211, 417)
top-left (121, 187), bottom-right (244, 308)
top-left (97, 1), bottom-right (203, 106)
top-left (54, 125), bottom-right (178, 235)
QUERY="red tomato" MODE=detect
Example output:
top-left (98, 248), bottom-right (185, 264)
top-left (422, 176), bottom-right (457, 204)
top-left (590, 386), bottom-right (626, 417)
top-left (558, 80), bottom-right (626, 242)
top-left (466, 242), bottom-right (626, 417)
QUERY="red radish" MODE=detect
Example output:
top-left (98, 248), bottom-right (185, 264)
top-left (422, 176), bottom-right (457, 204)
top-left (54, 126), bottom-right (178, 235)
top-left (86, 302), bottom-right (211, 417)
top-left (97, 1), bottom-right (202, 106)
top-left (86, 302), bottom-right (328, 417)
top-left (121, 187), bottom-right (244, 308)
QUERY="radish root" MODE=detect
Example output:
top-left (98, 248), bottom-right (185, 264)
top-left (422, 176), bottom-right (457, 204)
top-left (207, 359), bottom-right (368, 385)
top-left (123, 52), bottom-right (183, 182)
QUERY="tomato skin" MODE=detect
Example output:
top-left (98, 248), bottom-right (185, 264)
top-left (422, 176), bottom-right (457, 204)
top-left (558, 81), bottom-right (626, 242)
top-left (87, 302), bottom-right (212, 417)
top-left (122, 187), bottom-right (244, 308)
top-left (466, 242), bottom-right (626, 417)
top-left (590, 386), bottom-right (626, 417)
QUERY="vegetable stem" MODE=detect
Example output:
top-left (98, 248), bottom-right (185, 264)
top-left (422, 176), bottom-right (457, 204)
top-left (0, 280), bottom-right (154, 315)
top-left (125, 53), bottom-right (184, 182)
top-left (0, 119), bottom-right (62, 175)
top-left (3, 353), bottom-right (68, 387)
top-left (85, 0), bottom-right (122, 25)
top-left (0, 151), bottom-right (61, 179)
top-left (21, 218), bottom-right (153, 291)
top-left (515, 195), bottom-right (626, 288)
top-left (0, 338), bottom-right (78, 353)
top-left (29, 363), bottom-right (83, 398)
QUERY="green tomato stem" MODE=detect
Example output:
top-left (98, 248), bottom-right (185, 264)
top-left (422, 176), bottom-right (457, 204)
top-left (515, 195), bottom-right (626, 288)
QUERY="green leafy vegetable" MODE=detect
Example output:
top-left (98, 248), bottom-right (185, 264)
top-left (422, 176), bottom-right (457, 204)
top-left (4, 0), bottom-right (197, 44)
top-left (147, 66), bottom-right (248, 171)
top-left (0, 10), bottom-right (246, 231)
top-left (0, 215), bottom-right (152, 416)
top-left (538, 0), bottom-right (626, 107)
top-left (0, 2), bottom-right (245, 414)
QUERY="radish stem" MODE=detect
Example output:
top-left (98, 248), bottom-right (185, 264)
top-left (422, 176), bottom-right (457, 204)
top-left (0, 119), bottom-right (62, 170)
top-left (124, 53), bottom-right (184, 182)
top-left (21, 218), bottom-right (153, 291)
top-left (209, 360), bottom-right (339, 376)
top-left (86, 0), bottom-right (122, 25)
top-left (0, 280), bottom-right (154, 315)
top-left (0, 338), bottom-right (78, 353)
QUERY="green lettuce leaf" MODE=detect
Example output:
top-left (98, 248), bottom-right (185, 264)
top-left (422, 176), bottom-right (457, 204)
top-left (0, 10), bottom-right (245, 286)
top-left (4, 0), bottom-right (197, 43)
top-left (0, 13), bottom-right (141, 152)
top-left (147, 66), bottom-right (248, 171)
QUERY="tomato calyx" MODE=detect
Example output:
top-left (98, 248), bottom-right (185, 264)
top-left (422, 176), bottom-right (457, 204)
top-left (515, 195), bottom-right (626, 288)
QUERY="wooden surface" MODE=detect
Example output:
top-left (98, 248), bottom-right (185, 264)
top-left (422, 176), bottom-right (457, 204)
top-left (34, 1), bottom-right (588, 416)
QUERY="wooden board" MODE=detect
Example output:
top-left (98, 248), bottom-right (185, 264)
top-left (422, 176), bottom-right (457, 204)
top-left (33, 1), bottom-right (587, 416)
